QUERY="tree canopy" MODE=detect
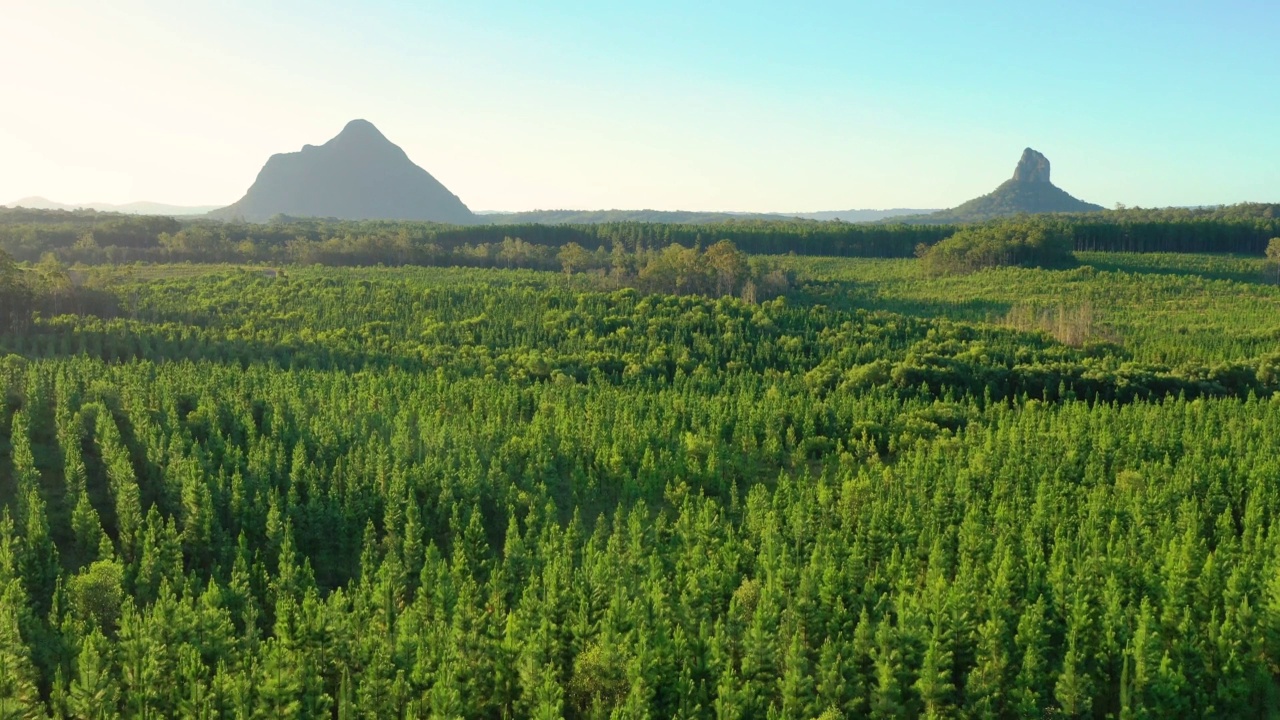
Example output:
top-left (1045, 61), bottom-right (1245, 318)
top-left (918, 221), bottom-right (1076, 275)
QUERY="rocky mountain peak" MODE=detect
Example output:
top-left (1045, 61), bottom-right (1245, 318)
top-left (1012, 148), bottom-right (1052, 184)
top-left (332, 119), bottom-right (388, 143)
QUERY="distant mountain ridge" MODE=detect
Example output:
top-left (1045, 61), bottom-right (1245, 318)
top-left (477, 208), bottom-right (936, 225)
top-left (791, 208), bottom-right (939, 222)
top-left (1, 198), bottom-right (931, 225)
top-left (208, 120), bottom-right (475, 224)
top-left (4, 197), bottom-right (219, 216)
top-left (895, 148), bottom-right (1103, 224)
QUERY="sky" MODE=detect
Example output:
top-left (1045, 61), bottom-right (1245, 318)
top-left (2, 0), bottom-right (1278, 212)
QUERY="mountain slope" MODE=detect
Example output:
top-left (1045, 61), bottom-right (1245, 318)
top-left (209, 120), bottom-right (474, 224)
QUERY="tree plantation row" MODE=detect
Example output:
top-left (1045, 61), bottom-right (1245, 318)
top-left (0, 262), bottom-right (1279, 717)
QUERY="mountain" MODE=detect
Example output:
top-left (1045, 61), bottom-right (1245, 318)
top-left (898, 148), bottom-right (1103, 224)
top-left (475, 208), bottom-right (937, 225)
top-left (4, 197), bottom-right (219, 215)
top-left (209, 119), bottom-right (474, 224)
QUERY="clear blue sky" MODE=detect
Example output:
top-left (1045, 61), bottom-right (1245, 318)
top-left (2, 0), bottom-right (1277, 211)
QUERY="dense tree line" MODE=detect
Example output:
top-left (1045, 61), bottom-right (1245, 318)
top-left (0, 209), bottom-right (950, 264)
top-left (917, 221), bottom-right (1076, 276)
top-left (6, 206), bottom-right (1280, 268)
top-left (0, 265), bottom-right (1279, 716)
top-left (999, 204), bottom-right (1280, 255)
top-left (1069, 217), bottom-right (1280, 254)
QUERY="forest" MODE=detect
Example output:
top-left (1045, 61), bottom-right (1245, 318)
top-left (4, 203), bottom-right (1280, 268)
top-left (2, 220), bottom-right (1280, 717)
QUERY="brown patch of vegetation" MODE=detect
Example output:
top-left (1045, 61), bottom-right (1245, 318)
top-left (1001, 301), bottom-right (1116, 347)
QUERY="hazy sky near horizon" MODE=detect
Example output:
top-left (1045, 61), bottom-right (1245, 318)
top-left (2, 0), bottom-right (1278, 212)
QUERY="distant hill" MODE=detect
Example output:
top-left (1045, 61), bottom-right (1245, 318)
top-left (477, 208), bottom-right (936, 225)
top-left (895, 148), bottom-right (1103, 224)
top-left (789, 208), bottom-right (939, 222)
top-left (209, 119), bottom-right (474, 224)
top-left (477, 209), bottom-right (768, 224)
top-left (4, 197), bottom-right (219, 216)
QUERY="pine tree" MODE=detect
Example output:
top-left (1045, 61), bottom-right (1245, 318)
top-left (1054, 636), bottom-right (1093, 717)
top-left (1126, 597), bottom-right (1160, 720)
top-left (847, 607), bottom-right (876, 716)
top-left (1011, 597), bottom-right (1049, 718)
top-left (428, 663), bottom-right (466, 720)
top-left (175, 645), bottom-right (216, 720)
top-left (0, 584), bottom-right (44, 718)
top-left (914, 625), bottom-right (955, 719)
top-left (814, 637), bottom-right (849, 716)
top-left (117, 606), bottom-right (163, 720)
top-left (18, 489), bottom-right (60, 615)
top-left (738, 606), bottom-right (776, 716)
top-left (777, 631), bottom-right (814, 719)
top-left (870, 619), bottom-right (904, 720)
top-left (70, 493), bottom-right (106, 566)
top-left (528, 662), bottom-right (565, 720)
top-left (965, 615), bottom-right (1009, 719)
top-left (256, 639), bottom-right (302, 719)
top-left (712, 660), bottom-right (747, 720)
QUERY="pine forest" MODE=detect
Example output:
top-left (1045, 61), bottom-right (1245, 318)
top-left (2, 209), bottom-right (1280, 718)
